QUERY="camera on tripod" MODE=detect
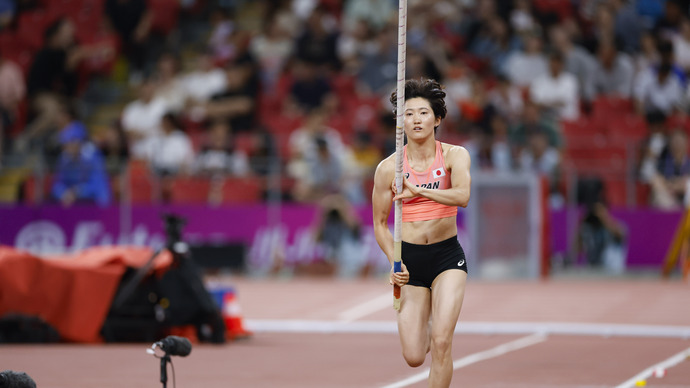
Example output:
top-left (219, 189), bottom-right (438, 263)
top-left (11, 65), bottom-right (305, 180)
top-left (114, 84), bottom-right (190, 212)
top-left (163, 213), bottom-right (186, 245)
top-left (162, 213), bottom-right (192, 260)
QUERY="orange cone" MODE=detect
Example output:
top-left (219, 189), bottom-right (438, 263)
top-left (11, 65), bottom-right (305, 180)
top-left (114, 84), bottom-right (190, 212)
top-left (222, 289), bottom-right (252, 340)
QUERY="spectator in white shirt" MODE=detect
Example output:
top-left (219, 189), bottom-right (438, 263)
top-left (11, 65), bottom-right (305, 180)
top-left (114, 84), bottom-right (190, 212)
top-left (182, 52), bottom-right (228, 104)
top-left (530, 51), bottom-right (580, 121)
top-left (635, 39), bottom-right (685, 116)
top-left (194, 120), bottom-right (249, 177)
top-left (519, 128), bottom-right (560, 180)
top-left (504, 32), bottom-right (548, 88)
top-left (121, 78), bottom-right (167, 159)
top-left (591, 39), bottom-right (635, 98)
top-left (634, 62), bottom-right (684, 116)
top-left (147, 112), bottom-right (194, 176)
top-left (548, 25), bottom-right (597, 102)
top-left (672, 18), bottom-right (690, 74)
top-left (152, 52), bottom-right (186, 113)
top-left (249, 14), bottom-right (294, 90)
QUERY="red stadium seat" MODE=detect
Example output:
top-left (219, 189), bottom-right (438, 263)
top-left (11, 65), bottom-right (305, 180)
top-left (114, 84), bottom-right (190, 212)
top-left (0, 31), bottom-right (34, 76)
top-left (533, 0), bottom-right (573, 20)
top-left (327, 114), bottom-right (354, 138)
top-left (169, 177), bottom-right (211, 204)
top-left (591, 96), bottom-right (634, 120)
top-left (666, 114), bottom-right (690, 131)
top-left (79, 31), bottom-right (120, 76)
top-left (262, 114), bottom-right (303, 135)
top-left (603, 178), bottom-right (628, 208)
top-left (350, 96), bottom-right (383, 132)
top-left (564, 145), bottom-right (628, 175)
top-left (562, 118), bottom-right (607, 148)
top-left (126, 160), bottom-right (155, 203)
top-left (606, 115), bottom-right (648, 146)
top-left (17, 10), bottom-right (57, 51)
top-left (220, 177), bottom-right (263, 203)
top-left (23, 174), bottom-right (54, 204)
top-left (72, 1), bottom-right (107, 42)
top-left (233, 133), bottom-right (256, 155)
top-left (257, 73), bottom-right (294, 118)
top-left (147, 0), bottom-right (180, 35)
top-left (331, 74), bottom-right (356, 100)
top-left (635, 182), bottom-right (651, 207)
top-left (129, 176), bottom-right (154, 203)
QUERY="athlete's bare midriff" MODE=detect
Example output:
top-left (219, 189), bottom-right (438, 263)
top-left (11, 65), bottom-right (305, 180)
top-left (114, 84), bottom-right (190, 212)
top-left (402, 215), bottom-right (457, 244)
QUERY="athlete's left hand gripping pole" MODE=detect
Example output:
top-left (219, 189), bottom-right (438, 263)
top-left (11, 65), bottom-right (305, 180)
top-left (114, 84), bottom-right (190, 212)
top-left (393, 0), bottom-right (407, 311)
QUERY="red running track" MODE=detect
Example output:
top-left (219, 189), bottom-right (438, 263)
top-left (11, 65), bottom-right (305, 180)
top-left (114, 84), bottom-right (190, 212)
top-left (1, 277), bottom-right (689, 387)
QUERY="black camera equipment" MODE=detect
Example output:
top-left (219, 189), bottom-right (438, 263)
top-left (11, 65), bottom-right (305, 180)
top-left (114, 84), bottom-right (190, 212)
top-left (102, 213), bottom-right (226, 344)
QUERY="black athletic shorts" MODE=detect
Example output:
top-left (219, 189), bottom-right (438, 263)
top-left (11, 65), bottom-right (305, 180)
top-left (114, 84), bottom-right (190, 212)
top-left (402, 236), bottom-right (467, 289)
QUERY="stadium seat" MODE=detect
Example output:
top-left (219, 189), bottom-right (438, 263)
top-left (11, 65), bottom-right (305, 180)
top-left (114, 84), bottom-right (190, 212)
top-left (147, 0), bottom-right (181, 35)
top-left (23, 174), bottom-right (54, 204)
top-left (635, 182), bottom-right (651, 207)
top-left (533, 0), bottom-right (574, 20)
top-left (564, 145), bottom-right (628, 175)
top-left (350, 96), bottom-right (383, 132)
top-left (233, 133), bottom-right (256, 155)
top-left (126, 160), bottom-right (155, 203)
top-left (220, 177), bottom-right (263, 203)
top-left (257, 73), bottom-right (294, 117)
top-left (605, 115), bottom-right (648, 146)
top-left (562, 118), bottom-right (607, 148)
top-left (169, 177), bottom-right (212, 204)
top-left (603, 178), bottom-right (628, 208)
top-left (17, 10), bottom-right (56, 51)
top-left (331, 74), bottom-right (356, 100)
top-left (0, 31), bottom-right (33, 76)
top-left (591, 96), bottom-right (634, 120)
top-left (262, 114), bottom-right (303, 135)
top-left (129, 177), bottom-right (154, 203)
top-left (666, 114), bottom-right (690, 131)
top-left (327, 114), bottom-right (354, 138)
top-left (79, 32), bottom-right (120, 76)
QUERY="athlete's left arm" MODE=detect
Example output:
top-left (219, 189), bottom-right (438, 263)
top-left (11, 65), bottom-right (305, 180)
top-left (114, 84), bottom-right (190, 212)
top-left (394, 145), bottom-right (471, 207)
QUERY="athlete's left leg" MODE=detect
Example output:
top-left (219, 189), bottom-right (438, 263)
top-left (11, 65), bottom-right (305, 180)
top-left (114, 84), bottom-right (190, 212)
top-left (428, 269), bottom-right (467, 388)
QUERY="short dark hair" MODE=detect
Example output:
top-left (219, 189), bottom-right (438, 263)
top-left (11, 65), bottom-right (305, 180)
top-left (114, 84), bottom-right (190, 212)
top-left (389, 78), bottom-right (447, 121)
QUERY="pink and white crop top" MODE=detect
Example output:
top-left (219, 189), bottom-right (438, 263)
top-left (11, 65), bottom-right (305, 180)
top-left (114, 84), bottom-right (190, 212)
top-left (402, 141), bottom-right (457, 222)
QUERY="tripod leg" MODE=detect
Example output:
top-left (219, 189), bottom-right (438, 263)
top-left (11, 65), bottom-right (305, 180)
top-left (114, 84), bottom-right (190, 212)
top-left (113, 248), bottom-right (163, 309)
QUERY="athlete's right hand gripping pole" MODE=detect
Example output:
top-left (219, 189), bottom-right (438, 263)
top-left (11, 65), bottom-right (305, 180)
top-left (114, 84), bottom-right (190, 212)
top-left (393, 0), bottom-right (407, 311)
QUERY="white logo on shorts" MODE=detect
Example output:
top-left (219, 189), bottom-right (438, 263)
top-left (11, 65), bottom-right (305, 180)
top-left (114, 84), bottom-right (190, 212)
top-left (458, 259), bottom-right (465, 267)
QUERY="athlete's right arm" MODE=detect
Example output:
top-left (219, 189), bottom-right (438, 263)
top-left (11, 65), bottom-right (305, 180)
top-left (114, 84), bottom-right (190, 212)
top-left (372, 157), bottom-right (395, 266)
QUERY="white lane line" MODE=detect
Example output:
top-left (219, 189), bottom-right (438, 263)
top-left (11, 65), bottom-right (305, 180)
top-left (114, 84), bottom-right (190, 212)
top-left (615, 346), bottom-right (690, 388)
top-left (338, 292), bottom-right (392, 322)
top-left (379, 333), bottom-right (547, 388)
top-left (245, 320), bottom-right (690, 338)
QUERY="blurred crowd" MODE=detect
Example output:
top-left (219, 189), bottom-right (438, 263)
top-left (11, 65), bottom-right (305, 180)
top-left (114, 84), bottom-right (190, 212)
top-left (0, 0), bottom-right (688, 212)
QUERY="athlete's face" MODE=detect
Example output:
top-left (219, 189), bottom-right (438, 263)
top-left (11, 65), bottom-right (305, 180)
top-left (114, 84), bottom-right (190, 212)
top-left (403, 97), bottom-right (440, 140)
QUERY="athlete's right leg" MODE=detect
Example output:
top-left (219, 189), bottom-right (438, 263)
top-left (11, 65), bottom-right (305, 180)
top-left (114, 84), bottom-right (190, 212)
top-left (397, 285), bottom-right (431, 367)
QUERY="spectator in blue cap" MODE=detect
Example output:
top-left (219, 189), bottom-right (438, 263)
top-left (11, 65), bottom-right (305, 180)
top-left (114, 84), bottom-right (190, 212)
top-left (51, 124), bottom-right (111, 207)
